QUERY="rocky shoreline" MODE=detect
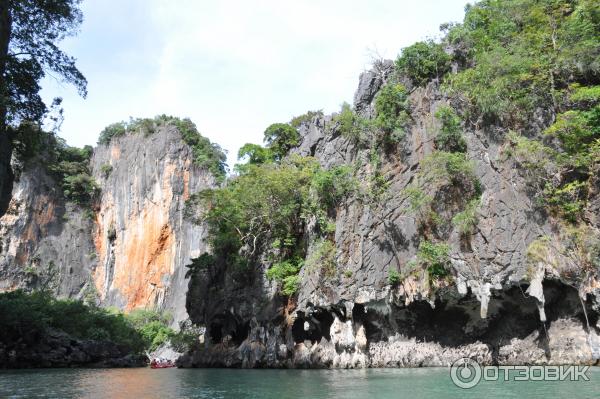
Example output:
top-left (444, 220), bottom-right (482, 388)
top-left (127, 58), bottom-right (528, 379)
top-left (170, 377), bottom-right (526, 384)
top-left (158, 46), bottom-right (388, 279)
top-left (0, 330), bottom-right (146, 369)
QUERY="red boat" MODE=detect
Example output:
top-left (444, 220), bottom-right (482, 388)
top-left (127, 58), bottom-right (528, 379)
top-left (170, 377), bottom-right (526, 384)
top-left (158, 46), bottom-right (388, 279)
top-left (150, 359), bottom-right (176, 369)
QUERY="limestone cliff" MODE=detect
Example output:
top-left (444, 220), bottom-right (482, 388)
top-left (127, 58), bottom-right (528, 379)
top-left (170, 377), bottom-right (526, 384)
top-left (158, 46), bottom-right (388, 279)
top-left (180, 63), bottom-right (600, 368)
top-left (90, 126), bottom-right (213, 323)
top-left (0, 125), bottom-right (215, 324)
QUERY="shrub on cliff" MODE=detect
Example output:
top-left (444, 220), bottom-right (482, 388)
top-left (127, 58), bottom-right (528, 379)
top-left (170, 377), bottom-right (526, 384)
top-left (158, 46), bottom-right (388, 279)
top-left (188, 154), bottom-right (357, 296)
top-left (332, 102), bottom-right (371, 143)
top-left (434, 106), bottom-right (467, 153)
top-left (97, 115), bottom-right (227, 181)
top-left (373, 83), bottom-right (410, 143)
top-left (445, 0), bottom-right (600, 128)
top-left (263, 123), bottom-right (301, 162)
top-left (290, 110), bottom-right (323, 128)
top-left (396, 40), bottom-right (451, 87)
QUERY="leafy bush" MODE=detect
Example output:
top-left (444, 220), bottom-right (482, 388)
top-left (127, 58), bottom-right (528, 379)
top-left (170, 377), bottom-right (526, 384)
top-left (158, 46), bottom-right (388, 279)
top-left (237, 143), bottom-right (274, 166)
top-left (188, 154), bottom-right (356, 296)
top-left (570, 84), bottom-right (600, 108)
top-left (0, 290), bottom-right (145, 352)
top-left (434, 105), bottom-right (467, 153)
top-left (543, 181), bottom-right (588, 223)
top-left (305, 239), bottom-right (336, 277)
top-left (45, 138), bottom-right (99, 206)
top-left (97, 122), bottom-right (127, 145)
top-left (545, 106), bottom-right (600, 157)
top-left (396, 40), bottom-right (451, 87)
top-left (452, 198), bottom-right (480, 236)
top-left (126, 309), bottom-right (175, 352)
top-left (417, 240), bottom-right (451, 280)
top-left (97, 116), bottom-right (227, 181)
top-left (100, 163), bottom-right (113, 178)
top-left (332, 102), bottom-right (372, 143)
top-left (445, 0), bottom-right (600, 128)
top-left (310, 165), bottom-right (357, 210)
top-left (266, 258), bottom-right (304, 296)
top-left (12, 122), bottom-right (44, 160)
top-left (169, 117), bottom-right (227, 181)
top-left (373, 83), bottom-right (410, 141)
top-left (263, 123), bottom-right (301, 161)
top-left (169, 320), bottom-right (203, 352)
top-left (420, 151), bottom-right (480, 193)
top-left (388, 268), bottom-right (401, 285)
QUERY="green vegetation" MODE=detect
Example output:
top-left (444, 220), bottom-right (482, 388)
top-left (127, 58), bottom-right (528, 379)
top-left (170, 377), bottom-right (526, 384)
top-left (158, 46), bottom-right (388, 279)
top-left (100, 164), bottom-right (113, 178)
top-left (305, 239), bottom-right (337, 277)
top-left (48, 142), bottom-right (98, 206)
top-left (290, 110), bottom-right (323, 128)
top-left (332, 102), bottom-right (371, 143)
top-left (332, 84), bottom-right (410, 149)
top-left (263, 123), bottom-right (301, 161)
top-left (506, 102), bottom-right (598, 223)
top-left (0, 290), bottom-right (201, 355)
top-left (189, 142), bottom-right (357, 295)
top-left (1, 1), bottom-right (87, 209)
top-left (127, 309), bottom-right (174, 352)
top-left (434, 106), bottom-right (467, 153)
top-left (265, 258), bottom-right (304, 296)
top-left (12, 123), bottom-right (99, 207)
top-left (388, 268), bottom-right (401, 285)
top-left (444, 0), bottom-right (600, 128)
top-left (403, 150), bottom-right (480, 238)
top-left (452, 198), bottom-right (480, 236)
top-left (237, 143), bottom-right (274, 166)
top-left (527, 226), bottom-right (600, 282)
top-left (420, 151), bottom-right (480, 193)
top-left (373, 83), bottom-right (410, 142)
top-left (215, 128), bottom-right (356, 292)
top-left (396, 40), bottom-right (451, 87)
top-left (97, 115), bottom-right (227, 181)
top-left (388, 241), bottom-right (452, 285)
top-left (570, 84), bottom-right (600, 107)
top-left (416, 240), bottom-right (451, 280)
top-left (0, 290), bottom-right (144, 352)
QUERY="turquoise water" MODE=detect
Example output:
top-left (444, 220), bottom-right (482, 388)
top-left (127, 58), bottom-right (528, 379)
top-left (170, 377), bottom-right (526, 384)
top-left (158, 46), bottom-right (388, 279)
top-left (0, 367), bottom-right (599, 398)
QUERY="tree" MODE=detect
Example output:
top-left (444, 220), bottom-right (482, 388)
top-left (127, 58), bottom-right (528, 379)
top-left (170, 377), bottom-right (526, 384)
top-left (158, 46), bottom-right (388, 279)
top-left (396, 40), bottom-right (451, 87)
top-left (263, 123), bottom-right (300, 161)
top-left (0, 0), bottom-right (87, 216)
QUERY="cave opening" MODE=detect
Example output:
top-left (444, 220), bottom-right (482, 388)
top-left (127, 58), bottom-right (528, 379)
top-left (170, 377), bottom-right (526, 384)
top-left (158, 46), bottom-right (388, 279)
top-left (209, 322), bottom-right (223, 344)
top-left (352, 303), bottom-right (385, 342)
top-left (292, 308), bottom-right (334, 344)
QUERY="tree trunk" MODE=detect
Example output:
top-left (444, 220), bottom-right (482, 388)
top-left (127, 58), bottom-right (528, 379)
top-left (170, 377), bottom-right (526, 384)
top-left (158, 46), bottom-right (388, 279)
top-left (0, 0), bottom-right (13, 217)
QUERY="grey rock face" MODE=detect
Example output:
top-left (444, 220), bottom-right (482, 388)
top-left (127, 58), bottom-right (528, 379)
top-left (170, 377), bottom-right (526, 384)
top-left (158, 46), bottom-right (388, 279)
top-left (90, 126), bottom-right (213, 324)
top-left (183, 63), bottom-right (600, 368)
top-left (0, 126), bottom-right (215, 326)
top-left (0, 163), bottom-right (96, 298)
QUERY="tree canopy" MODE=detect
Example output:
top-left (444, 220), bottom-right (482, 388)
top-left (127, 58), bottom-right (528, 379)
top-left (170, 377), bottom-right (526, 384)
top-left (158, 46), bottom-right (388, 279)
top-left (0, 0), bottom-right (87, 216)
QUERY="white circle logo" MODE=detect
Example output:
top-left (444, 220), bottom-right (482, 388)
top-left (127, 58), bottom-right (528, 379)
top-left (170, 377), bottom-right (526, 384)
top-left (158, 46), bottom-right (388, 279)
top-left (450, 358), bottom-right (482, 389)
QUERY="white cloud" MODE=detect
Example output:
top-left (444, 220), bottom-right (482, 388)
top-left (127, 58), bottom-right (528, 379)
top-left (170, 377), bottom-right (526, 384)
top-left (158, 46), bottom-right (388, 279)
top-left (42, 0), bottom-right (468, 168)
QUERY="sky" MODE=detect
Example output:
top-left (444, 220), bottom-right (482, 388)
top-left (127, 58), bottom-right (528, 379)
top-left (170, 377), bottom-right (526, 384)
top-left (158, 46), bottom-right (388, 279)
top-left (41, 0), bottom-right (469, 168)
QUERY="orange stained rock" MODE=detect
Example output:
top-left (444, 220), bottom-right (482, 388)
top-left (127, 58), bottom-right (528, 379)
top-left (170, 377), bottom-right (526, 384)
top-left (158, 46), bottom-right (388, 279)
top-left (110, 146), bottom-right (121, 160)
top-left (15, 194), bottom-right (56, 266)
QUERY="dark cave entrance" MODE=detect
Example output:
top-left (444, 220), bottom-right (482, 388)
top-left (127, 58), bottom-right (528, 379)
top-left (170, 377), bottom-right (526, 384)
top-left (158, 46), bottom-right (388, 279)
top-left (292, 308), bottom-right (334, 344)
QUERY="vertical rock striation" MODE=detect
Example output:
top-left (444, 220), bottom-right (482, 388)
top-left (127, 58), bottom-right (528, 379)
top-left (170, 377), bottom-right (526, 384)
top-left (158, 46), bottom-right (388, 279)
top-left (180, 63), bottom-right (600, 368)
top-left (91, 126), bottom-right (213, 323)
top-left (0, 125), bottom-right (215, 324)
